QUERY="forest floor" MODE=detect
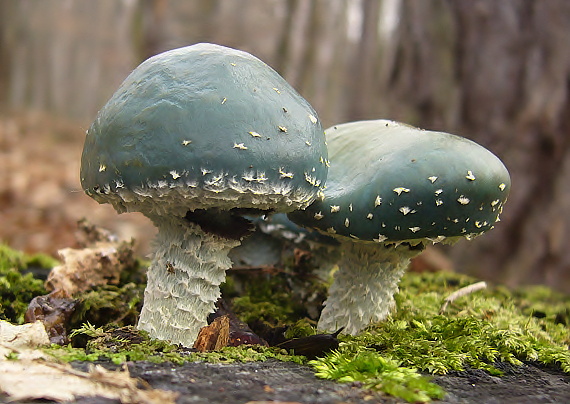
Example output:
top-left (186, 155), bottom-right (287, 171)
top-left (1, 113), bottom-right (569, 403)
top-left (0, 112), bottom-right (155, 257)
top-left (66, 359), bottom-right (570, 404)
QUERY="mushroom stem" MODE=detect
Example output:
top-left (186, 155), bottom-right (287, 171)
top-left (318, 242), bottom-right (423, 335)
top-left (137, 216), bottom-right (240, 346)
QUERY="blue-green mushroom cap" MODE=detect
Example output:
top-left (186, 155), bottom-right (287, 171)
top-left (289, 120), bottom-right (511, 244)
top-left (80, 43), bottom-right (327, 217)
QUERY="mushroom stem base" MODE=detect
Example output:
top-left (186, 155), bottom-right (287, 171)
top-left (137, 217), bottom-right (239, 347)
top-left (318, 242), bottom-right (423, 335)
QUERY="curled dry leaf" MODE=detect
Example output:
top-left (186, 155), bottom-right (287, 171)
top-left (276, 328), bottom-right (344, 359)
top-left (25, 289), bottom-right (79, 345)
top-left (193, 315), bottom-right (230, 352)
top-left (45, 239), bottom-right (136, 296)
top-left (210, 298), bottom-right (269, 347)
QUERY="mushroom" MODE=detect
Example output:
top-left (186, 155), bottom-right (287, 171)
top-left (80, 43), bottom-right (328, 346)
top-left (288, 119), bottom-right (510, 335)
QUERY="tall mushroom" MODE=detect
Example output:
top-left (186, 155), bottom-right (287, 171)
top-left (288, 120), bottom-right (510, 335)
top-left (80, 43), bottom-right (328, 346)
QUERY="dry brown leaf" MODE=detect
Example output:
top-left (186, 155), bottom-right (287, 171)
top-left (45, 239), bottom-right (135, 295)
top-left (25, 289), bottom-right (79, 345)
top-left (193, 315), bottom-right (230, 352)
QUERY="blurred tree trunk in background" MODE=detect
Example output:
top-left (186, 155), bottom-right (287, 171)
top-left (379, 0), bottom-right (570, 290)
top-left (0, 0), bottom-right (138, 120)
top-left (1, 0), bottom-right (570, 290)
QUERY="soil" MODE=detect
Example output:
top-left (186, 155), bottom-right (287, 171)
top-left (64, 359), bottom-right (570, 404)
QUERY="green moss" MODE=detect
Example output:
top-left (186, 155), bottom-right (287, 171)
top-left (0, 244), bottom-right (57, 323)
top-left (232, 295), bottom-right (295, 325)
top-left (70, 283), bottom-right (144, 329)
top-left (309, 271), bottom-right (570, 402)
top-left (186, 345), bottom-right (306, 365)
top-left (312, 350), bottom-right (445, 402)
top-left (7, 240), bottom-right (568, 404)
top-left (284, 318), bottom-right (317, 339)
top-left (47, 323), bottom-right (305, 366)
top-left (0, 244), bottom-right (59, 272)
top-left (227, 270), bottom-right (324, 327)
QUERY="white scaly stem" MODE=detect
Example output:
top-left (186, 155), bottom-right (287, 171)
top-left (137, 216), bottom-right (239, 347)
top-left (317, 241), bottom-right (422, 335)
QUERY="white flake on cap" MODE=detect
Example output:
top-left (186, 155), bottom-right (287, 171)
top-left (399, 206), bottom-right (415, 215)
top-left (393, 187), bottom-right (410, 195)
top-left (374, 195), bottom-right (382, 207)
top-left (457, 196), bottom-right (470, 205)
top-left (278, 167), bottom-right (294, 179)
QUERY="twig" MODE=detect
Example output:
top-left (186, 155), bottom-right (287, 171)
top-left (439, 281), bottom-right (487, 314)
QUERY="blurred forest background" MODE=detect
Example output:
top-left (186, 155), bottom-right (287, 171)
top-left (1, 0), bottom-right (570, 292)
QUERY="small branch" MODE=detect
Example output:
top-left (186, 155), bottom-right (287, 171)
top-left (439, 281), bottom-right (487, 314)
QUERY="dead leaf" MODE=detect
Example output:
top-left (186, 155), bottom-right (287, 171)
top-left (211, 298), bottom-right (269, 347)
top-left (0, 320), bottom-right (50, 349)
top-left (0, 321), bottom-right (177, 404)
top-left (25, 289), bottom-right (79, 345)
top-left (45, 239), bottom-right (136, 295)
top-left (0, 360), bottom-right (178, 403)
top-left (193, 315), bottom-right (230, 352)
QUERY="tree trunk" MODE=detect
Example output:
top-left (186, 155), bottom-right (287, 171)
top-left (384, 0), bottom-right (570, 291)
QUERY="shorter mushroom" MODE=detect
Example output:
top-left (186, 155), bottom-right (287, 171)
top-left (289, 120), bottom-right (511, 335)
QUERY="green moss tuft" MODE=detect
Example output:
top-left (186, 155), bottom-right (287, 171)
top-left (284, 318), bottom-right (317, 339)
top-left (309, 271), bottom-right (570, 402)
top-left (0, 244), bottom-right (57, 323)
top-left (70, 283), bottom-right (144, 329)
top-left (228, 270), bottom-right (322, 326)
top-left (48, 323), bottom-right (305, 366)
top-left (311, 350), bottom-right (445, 402)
